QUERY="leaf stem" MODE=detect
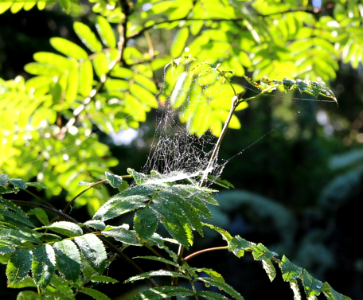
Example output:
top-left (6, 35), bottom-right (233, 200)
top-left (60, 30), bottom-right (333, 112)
top-left (183, 246), bottom-right (229, 262)
top-left (144, 244), bottom-right (173, 271)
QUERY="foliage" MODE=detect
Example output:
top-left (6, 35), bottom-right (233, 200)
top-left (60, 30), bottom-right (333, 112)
top-left (0, 0), bottom-right (360, 299)
top-left (0, 167), bottom-right (352, 300)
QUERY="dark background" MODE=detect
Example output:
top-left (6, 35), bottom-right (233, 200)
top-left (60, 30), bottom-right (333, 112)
top-left (1, 2), bottom-right (363, 300)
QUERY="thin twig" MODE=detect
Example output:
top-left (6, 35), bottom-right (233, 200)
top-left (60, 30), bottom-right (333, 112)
top-left (23, 189), bottom-right (57, 209)
top-left (183, 246), bottom-right (229, 262)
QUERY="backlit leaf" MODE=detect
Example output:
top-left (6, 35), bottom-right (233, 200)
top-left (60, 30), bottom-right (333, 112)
top-left (40, 221), bottom-right (83, 237)
top-left (32, 244), bottom-right (56, 287)
top-left (96, 16), bottom-right (116, 48)
top-left (105, 171), bottom-right (122, 188)
top-left (171, 27), bottom-right (189, 57)
top-left (50, 37), bottom-right (88, 60)
top-left (74, 22), bottom-right (102, 53)
top-left (280, 255), bottom-right (303, 282)
top-left (6, 248), bottom-right (32, 284)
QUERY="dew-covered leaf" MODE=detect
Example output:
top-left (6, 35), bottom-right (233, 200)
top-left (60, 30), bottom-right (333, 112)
top-left (0, 173), bottom-right (9, 186)
top-left (101, 228), bottom-right (142, 246)
top-left (0, 241), bottom-right (16, 255)
top-left (74, 234), bottom-right (107, 272)
top-left (90, 275), bottom-right (119, 284)
top-left (262, 259), bottom-right (276, 282)
top-left (125, 270), bottom-right (189, 284)
top-left (40, 221), bottom-right (83, 237)
top-left (134, 256), bottom-right (180, 268)
top-left (0, 198), bottom-right (29, 219)
top-left (0, 229), bottom-right (41, 245)
top-left (197, 277), bottom-right (244, 300)
top-left (302, 270), bottom-right (323, 298)
top-left (26, 182), bottom-right (47, 189)
top-left (105, 171), bottom-right (123, 188)
top-left (93, 195), bottom-right (148, 221)
top-left (32, 244), bottom-right (56, 287)
top-left (74, 22), bottom-right (102, 53)
top-left (251, 243), bottom-right (277, 261)
top-left (134, 208), bottom-right (158, 241)
top-left (9, 179), bottom-right (27, 190)
top-left (96, 16), bottom-right (116, 48)
top-left (130, 286), bottom-right (194, 300)
top-left (27, 208), bottom-right (49, 225)
top-left (0, 186), bottom-right (20, 194)
top-left (6, 248), bottom-right (32, 284)
top-left (280, 255), bottom-right (303, 282)
top-left (2, 210), bottom-right (34, 227)
top-left (127, 168), bottom-right (149, 185)
top-left (53, 240), bottom-right (81, 281)
top-left (80, 287), bottom-right (110, 300)
top-left (197, 291), bottom-right (230, 300)
top-left (84, 220), bottom-right (106, 231)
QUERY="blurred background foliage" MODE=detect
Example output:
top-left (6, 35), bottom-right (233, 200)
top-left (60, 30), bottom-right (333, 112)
top-left (1, 0), bottom-right (363, 299)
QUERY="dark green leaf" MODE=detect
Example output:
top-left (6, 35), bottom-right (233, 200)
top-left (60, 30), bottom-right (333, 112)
top-left (0, 186), bottom-right (19, 194)
top-left (32, 244), bottom-right (56, 287)
top-left (322, 282), bottom-right (349, 300)
top-left (80, 288), bottom-right (110, 300)
top-left (84, 220), bottom-right (106, 231)
top-left (53, 240), bottom-right (81, 281)
top-left (0, 198), bottom-right (29, 219)
top-left (127, 169), bottom-right (149, 185)
top-left (0, 241), bottom-right (16, 255)
top-left (39, 221), bottom-right (83, 237)
top-left (6, 248), bottom-right (32, 284)
top-left (26, 182), bottom-right (47, 189)
top-left (302, 270), bottom-right (323, 298)
top-left (105, 171), bottom-right (123, 188)
top-left (134, 208), bottom-right (158, 241)
top-left (96, 16), bottom-right (116, 48)
top-left (228, 236), bottom-right (252, 257)
top-left (0, 229), bottom-right (41, 245)
top-left (203, 223), bottom-right (232, 243)
top-left (197, 277), bottom-right (244, 300)
top-left (130, 286), bottom-right (194, 300)
top-left (90, 275), bottom-right (119, 284)
top-left (134, 256), bottom-right (180, 268)
top-left (27, 208), bottom-right (49, 226)
top-left (197, 291), bottom-right (230, 300)
top-left (125, 270), bottom-right (189, 284)
top-left (9, 179), bottom-right (27, 190)
top-left (93, 195), bottom-right (148, 221)
top-left (74, 234), bottom-right (107, 272)
top-left (280, 255), bottom-right (303, 282)
top-left (74, 22), bottom-right (102, 53)
top-left (2, 210), bottom-right (34, 227)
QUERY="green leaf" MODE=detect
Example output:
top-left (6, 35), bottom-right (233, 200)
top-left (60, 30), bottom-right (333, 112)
top-left (59, 0), bottom-right (71, 13)
top-left (53, 240), bottom-right (81, 281)
top-left (24, 63), bottom-right (61, 77)
top-left (101, 227), bottom-right (142, 246)
top-left (0, 186), bottom-right (19, 194)
top-left (0, 173), bottom-right (8, 186)
top-left (280, 255), bottom-right (303, 282)
top-left (0, 198), bottom-right (29, 219)
top-left (93, 52), bottom-right (109, 78)
top-left (50, 37), bottom-right (88, 60)
top-left (26, 182), bottom-right (47, 189)
top-left (74, 234), bottom-right (107, 272)
top-left (302, 270), bottom-right (323, 298)
top-left (130, 286), bottom-right (194, 300)
top-left (96, 16), bottom-right (116, 48)
top-left (2, 210), bottom-right (34, 227)
top-left (80, 288), bottom-right (110, 300)
top-left (74, 22), bottom-right (102, 53)
top-left (90, 275), bottom-right (119, 284)
top-left (322, 282), bottom-right (349, 300)
top-left (39, 221), bottom-right (83, 237)
top-left (9, 179), bottom-right (27, 190)
top-left (171, 27), bottom-right (189, 57)
top-left (27, 208), bottom-right (49, 225)
top-left (0, 229), bottom-right (41, 245)
top-left (125, 270), bottom-right (190, 284)
top-left (197, 277), bottom-right (244, 300)
top-left (105, 171), bottom-right (123, 188)
top-left (78, 60), bottom-right (93, 96)
top-left (93, 195), bottom-right (148, 221)
top-left (84, 220), bottom-right (106, 231)
top-left (130, 84), bottom-right (158, 108)
top-left (262, 259), bottom-right (276, 282)
top-left (33, 52), bottom-right (74, 71)
top-left (194, 268), bottom-right (224, 281)
top-left (134, 208), bottom-right (158, 241)
top-left (134, 256), bottom-right (180, 268)
top-left (203, 223), bottom-right (232, 243)
top-left (251, 243), bottom-right (277, 261)
top-left (0, 241), bottom-right (16, 255)
top-left (16, 290), bottom-right (41, 300)
top-left (228, 236), bottom-right (252, 257)
top-left (49, 275), bottom-right (75, 299)
top-left (8, 277), bottom-right (36, 288)
top-left (65, 67), bottom-right (78, 102)
top-left (196, 291), bottom-right (230, 300)
top-left (127, 168), bottom-right (149, 185)
top-left (32, 244), bottom-right (56, 287)
top-left (6, 248), bottom-right (32, 284)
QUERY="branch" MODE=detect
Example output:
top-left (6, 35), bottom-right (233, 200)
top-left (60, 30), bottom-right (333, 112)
top-left (183, 246), bottom-right (228, 262)
top-left (9, 200), bottom-right (158, 288)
